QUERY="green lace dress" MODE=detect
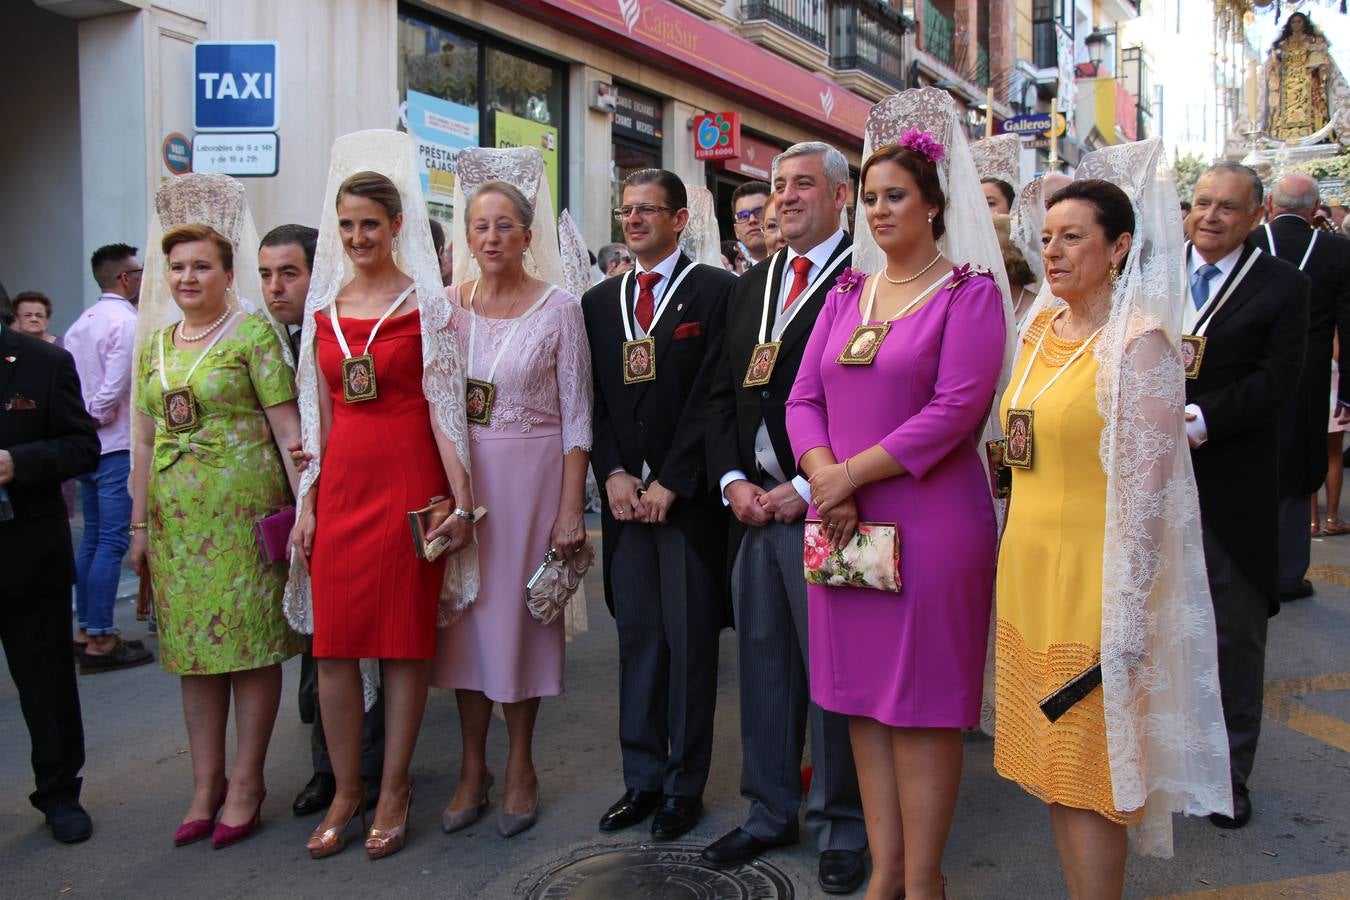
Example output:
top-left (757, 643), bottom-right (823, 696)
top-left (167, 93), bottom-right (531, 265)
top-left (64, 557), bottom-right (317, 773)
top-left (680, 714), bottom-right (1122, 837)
top-left (137, 313), bottom-right (303, 675)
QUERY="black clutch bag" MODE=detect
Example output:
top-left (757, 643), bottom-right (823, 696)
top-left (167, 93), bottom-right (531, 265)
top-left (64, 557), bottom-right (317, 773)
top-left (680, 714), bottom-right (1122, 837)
top-left (1038, 663), bottom-right (1102, 723)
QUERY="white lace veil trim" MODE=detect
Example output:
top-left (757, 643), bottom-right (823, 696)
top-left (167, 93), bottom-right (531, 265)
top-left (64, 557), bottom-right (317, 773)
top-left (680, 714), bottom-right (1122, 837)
top-left (1027, 138), bottom-right (1233, 856)
top-left (283, 129), bottom-right (480, 652)
top-left (1009, 176), bottom-right (1048, 287)
top-left (857, 88), bottom-right (1016, 501)
top-left (450, 146), bottom-right (564, 288)
top-left (680, 185), bottom-right (723, 268)
top-left (970, 134), bottom-right (1022, 192)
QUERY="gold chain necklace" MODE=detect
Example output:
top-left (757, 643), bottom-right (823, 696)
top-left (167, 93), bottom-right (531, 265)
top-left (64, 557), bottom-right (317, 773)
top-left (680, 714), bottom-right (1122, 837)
top-left (882, 250), bottom-right (944, 285)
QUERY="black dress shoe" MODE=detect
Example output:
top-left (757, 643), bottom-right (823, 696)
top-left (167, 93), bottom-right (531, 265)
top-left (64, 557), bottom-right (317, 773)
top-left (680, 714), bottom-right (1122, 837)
top-left (45, 800), bottom-right (92, 844)
top-left (651, 795), bottom-right (702, 840)
top-left (819, 849), bottom-right (866, 894)
top-left (1281, 579), bottom-right (1315, 602)
top-left (1210, 785), bottom-right (1252, 829)
top-left (292, 772), bottom-right (336, 816)
top-left (598, 789), bottom-right (660, 832)
top-left (701, 827), bottom-right (793, 866)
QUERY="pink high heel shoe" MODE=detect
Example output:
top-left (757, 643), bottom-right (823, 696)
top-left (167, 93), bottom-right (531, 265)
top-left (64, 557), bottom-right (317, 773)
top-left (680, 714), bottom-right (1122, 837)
top-left (173, 779), bottom-right (228, 847)
top-left (211, 789), bottom-right (266, 849)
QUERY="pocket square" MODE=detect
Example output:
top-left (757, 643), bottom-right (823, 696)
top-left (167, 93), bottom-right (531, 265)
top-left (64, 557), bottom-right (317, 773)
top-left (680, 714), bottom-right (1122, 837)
top-left (4, 394), bottom-right (36, 411)
top-left (673, 322), bottom-right (702, 339)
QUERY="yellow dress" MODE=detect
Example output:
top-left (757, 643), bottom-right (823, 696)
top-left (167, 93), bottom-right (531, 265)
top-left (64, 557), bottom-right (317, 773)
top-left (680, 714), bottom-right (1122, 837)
top-left (993, 309), bottom-right (1140, 824)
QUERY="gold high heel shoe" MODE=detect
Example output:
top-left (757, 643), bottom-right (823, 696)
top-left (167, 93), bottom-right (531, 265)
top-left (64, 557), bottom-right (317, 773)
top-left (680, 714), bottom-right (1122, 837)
top-left (306, 789), bottom-right (368, 860)
top-left (365, 780), bottom-right (414, 860)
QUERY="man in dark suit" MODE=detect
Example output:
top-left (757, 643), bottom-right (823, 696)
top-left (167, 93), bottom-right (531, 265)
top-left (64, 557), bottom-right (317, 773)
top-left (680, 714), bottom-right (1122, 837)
top-left (0, 320), bottom-right (100, 841)
top-left (583, 169), bottom-right (733, 840)
top-left (1183, 162), bottom-right (1308, 829)
top-left (1251, 174), bottom-right (1350, 599)
top-left (259, 224), bottom-right (386, 815)
top-left (702, 142), bottom-right (865, 893)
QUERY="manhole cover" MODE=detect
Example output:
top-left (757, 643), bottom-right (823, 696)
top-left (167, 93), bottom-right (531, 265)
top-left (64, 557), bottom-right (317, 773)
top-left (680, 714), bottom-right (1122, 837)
top-left (525, 843), bottom-right (795, 899)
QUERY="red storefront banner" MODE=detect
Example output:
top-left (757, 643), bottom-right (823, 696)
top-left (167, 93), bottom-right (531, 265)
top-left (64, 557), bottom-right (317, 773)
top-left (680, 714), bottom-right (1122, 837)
top-left (720, 132), bottom-right (784, 180)
top-left (506, 0), bottom-right (871, 144)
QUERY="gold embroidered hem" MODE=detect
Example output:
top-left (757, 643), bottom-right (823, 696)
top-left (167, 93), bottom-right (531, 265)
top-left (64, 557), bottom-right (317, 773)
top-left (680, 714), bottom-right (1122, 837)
top-left (993, 618), bottom-right (1141, 825)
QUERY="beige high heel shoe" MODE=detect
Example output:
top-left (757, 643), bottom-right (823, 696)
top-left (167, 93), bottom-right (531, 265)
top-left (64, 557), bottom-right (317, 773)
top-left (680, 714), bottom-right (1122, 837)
top-left (365, 780), bottom-right (414, 860)
top-left (306, 789), bottom-right (367, 860)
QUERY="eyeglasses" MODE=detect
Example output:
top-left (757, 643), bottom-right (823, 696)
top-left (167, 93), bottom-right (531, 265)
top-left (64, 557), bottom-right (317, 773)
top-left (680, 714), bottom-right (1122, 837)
top-left (733, 206), bottom-right (766, 223)
top-left (763, 222), bottom-right (780, 233)
top-left (120, 268), bottom-right (144, 278)
top-left (469, 220), bottom-right (524, 235)
top-left (613, 204), bottom-right (674, 221)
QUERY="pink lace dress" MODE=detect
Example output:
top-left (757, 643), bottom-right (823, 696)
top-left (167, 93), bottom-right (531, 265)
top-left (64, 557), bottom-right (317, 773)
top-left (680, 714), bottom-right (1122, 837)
top-left (432, 286), bottom-right (593, 700)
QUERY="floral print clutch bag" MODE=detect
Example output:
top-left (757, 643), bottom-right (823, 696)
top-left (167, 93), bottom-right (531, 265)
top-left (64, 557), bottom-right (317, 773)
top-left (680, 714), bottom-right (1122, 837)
top-left (803, 520), bottom-right (901, 593)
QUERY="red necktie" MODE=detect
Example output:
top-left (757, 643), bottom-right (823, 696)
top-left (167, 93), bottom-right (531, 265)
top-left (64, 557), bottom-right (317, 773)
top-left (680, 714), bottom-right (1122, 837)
top-left (784, 256), bottom-right (813, 312)
top-left (635, 272), bottom-right (662, 332)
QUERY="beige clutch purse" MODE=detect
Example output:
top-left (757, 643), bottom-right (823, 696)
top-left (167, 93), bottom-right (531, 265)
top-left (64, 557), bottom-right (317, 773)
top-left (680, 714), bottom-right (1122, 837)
top-left (525, 540), bottom-right (596, 625)
top-left (803, 519), bottom-right (901, 593)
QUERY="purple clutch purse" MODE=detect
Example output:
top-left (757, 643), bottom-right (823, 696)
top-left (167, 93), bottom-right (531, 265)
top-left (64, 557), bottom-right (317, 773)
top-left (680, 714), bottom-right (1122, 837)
top-left (253, 506), bottom-right (296, 564)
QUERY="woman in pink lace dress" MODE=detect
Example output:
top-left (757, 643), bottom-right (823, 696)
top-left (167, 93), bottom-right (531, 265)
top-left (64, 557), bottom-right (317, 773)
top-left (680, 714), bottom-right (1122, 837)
top-left (432, 181), bottom-right (593, 838)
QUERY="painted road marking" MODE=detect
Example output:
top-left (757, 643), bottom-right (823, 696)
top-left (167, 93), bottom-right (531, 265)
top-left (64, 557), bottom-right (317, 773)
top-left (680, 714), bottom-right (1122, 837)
top-left (1264, 672), bottom-right (1350, 753)
top-left (1154, 870), bottom-right (1350, 898)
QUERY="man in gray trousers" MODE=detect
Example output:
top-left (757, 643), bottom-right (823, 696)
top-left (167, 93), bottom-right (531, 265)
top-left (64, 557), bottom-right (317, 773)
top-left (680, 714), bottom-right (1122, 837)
top-left (703, 142), bottom-right (866, 894)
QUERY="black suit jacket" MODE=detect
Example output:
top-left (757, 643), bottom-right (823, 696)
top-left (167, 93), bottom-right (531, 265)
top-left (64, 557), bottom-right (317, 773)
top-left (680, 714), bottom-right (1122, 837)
top-left (0, 326), bottom-right (100, 595)
top-left (582, 253), bottom-right (735, 613)
top-left (1186, 242), bottom-right (1308, 610)
top-left (706, 234), bottom-right (853, 549)
top-left (1251, 215), bottom-right (1350, 494)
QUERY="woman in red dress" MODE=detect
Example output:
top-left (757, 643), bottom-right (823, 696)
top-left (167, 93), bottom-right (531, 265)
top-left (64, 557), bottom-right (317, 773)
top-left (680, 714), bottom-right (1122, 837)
top-left (292, 168), bottom-right (475, 860)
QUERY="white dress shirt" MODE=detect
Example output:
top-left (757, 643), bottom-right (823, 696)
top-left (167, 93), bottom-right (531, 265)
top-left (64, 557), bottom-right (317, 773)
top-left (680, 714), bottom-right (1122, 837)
top-left (1184, 243), bottom-right (1244, 447)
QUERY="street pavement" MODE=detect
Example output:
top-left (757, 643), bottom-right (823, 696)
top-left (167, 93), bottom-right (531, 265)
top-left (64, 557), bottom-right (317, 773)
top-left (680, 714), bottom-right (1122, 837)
top-left (3, 516), bottom-right (1348, 899)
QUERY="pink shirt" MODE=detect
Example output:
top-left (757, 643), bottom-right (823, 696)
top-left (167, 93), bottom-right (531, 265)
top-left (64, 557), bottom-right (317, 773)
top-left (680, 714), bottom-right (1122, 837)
top-left (63, 293), bottom-right (137, 454)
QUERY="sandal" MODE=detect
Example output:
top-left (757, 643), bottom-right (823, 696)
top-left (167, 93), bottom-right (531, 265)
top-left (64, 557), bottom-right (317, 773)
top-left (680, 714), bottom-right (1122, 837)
top-left (1311, 521), bottom-right (1322, 537)
top-left (1323, 517), bottom-right (1350, 535)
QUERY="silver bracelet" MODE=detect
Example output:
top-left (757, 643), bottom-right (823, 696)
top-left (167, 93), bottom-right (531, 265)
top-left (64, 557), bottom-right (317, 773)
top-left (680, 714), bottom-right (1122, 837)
top-left (843, 457), bottom-right (859, 489)
top-left (452, 507), bottom-right (477, 522)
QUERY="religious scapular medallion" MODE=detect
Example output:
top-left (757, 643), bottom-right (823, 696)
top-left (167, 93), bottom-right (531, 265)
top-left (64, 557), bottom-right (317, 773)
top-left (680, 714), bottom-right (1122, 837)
top-left (1003, 409), bottom-right (1035, 469)
top-left (163, 386), bottom-right (200, 434)
top-left (622, 337), bottom-right (657, 384)
top-left (742, 341), bottom-right (782, 388)
top-left (341, 354), bottom-right (378, 403)
top-left (836, 324), bottom-right (890, 366)
top-left (466, 378), bottom-right (496, 426)
top-left (1180, 335), bottom-right (1207, 380)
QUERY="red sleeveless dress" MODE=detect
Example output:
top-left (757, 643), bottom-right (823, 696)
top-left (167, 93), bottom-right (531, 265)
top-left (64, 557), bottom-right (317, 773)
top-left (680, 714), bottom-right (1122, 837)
top-left (309, 309), bottom-right (448, 659)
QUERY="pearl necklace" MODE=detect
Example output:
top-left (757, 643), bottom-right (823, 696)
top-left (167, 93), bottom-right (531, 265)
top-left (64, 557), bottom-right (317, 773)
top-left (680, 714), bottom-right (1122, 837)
top-left (178, 305), bottom-right (232, 342)
top-left (883, 250), bottom-right (944, 285)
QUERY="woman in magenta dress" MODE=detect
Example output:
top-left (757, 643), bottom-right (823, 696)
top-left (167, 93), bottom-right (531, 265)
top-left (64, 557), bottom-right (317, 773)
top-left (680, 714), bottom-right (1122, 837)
top-left (291, 164), bottom-right (476, 861)
top-left (433, 176), bottom-right (592, 838)
top-left (787, 137), bottom-right (1007, 900)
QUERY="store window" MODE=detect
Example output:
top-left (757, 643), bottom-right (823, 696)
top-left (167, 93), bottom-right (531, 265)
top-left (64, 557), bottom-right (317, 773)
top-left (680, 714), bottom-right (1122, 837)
top-left (610, 84), bottom-right (663, 242)
top-left (397, 6), bottom-right (567, 226)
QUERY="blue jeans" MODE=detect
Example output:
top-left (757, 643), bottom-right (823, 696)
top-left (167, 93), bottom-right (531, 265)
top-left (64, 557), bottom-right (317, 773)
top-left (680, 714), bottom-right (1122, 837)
top-left (75, 450), bottom-right (131, 636)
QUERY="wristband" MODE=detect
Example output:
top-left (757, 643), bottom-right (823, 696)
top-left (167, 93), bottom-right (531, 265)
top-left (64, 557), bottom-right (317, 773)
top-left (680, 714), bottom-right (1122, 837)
top-left (843, 458), bottom-right (859, 489)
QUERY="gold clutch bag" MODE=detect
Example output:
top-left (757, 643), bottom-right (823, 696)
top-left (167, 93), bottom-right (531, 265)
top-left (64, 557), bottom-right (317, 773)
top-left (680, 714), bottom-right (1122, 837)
top-left (407, 497), bottom-right (486, 561)
top-left (803, 519), bottom-right (901, 592)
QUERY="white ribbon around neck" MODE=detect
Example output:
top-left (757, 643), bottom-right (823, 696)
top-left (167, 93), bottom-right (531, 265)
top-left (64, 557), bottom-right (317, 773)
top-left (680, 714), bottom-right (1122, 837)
top-left (1264, 223), bottom-right (1319, 272)
top-left (757, 244), bottom-right (854, 344)
top-left (1187, 247), bottom-right (1262, 338)
top-left (619, 263), bottom-right (698, 342)
top-left (466, 281), bottom-right (556, 384)
top-left (329, 283), bottom-right (416, 361)
top-left (158, 311), bottom-right (242, 392)
top-left (858, 268), bottom-right (953, 326)
top-left (1007, 308), bottom-right (1105, 411)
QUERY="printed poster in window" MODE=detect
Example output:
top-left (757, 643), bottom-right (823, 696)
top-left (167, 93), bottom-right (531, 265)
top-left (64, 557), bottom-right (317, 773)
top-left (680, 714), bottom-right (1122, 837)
top-left (403, 88), bottom-right (478, 209)
top-left (1055, 23), bottom-right (1076, 124)
top-left (494, 110), bottom-right (559, 205)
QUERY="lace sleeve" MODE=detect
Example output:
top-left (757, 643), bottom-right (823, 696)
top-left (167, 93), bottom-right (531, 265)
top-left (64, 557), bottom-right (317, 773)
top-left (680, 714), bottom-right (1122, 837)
top-left (554, 298), bottom-right (593, 455)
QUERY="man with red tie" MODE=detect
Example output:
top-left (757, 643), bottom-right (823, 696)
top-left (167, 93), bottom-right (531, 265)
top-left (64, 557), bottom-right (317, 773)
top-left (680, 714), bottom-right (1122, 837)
top-left (703, 142), bottom-right (866, 893)
top-left (582, 169), bottom-right (734, 841)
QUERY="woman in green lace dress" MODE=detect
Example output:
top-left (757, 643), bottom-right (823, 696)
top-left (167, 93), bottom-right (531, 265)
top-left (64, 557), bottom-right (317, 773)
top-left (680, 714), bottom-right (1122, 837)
top-left (130, 222), bottom-right (304, 848)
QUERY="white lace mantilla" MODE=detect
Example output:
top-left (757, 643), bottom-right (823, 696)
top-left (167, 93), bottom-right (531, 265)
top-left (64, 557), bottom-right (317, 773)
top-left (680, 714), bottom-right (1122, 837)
top-left (1023, 138), bottom-right (1233, 857)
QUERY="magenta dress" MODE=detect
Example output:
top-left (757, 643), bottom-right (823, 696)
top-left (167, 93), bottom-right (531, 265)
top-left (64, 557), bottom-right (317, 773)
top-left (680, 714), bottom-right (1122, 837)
top-left (785, 267), bottom-right (1005, 727)
top-left (432, 287), bottom-right (592, 701)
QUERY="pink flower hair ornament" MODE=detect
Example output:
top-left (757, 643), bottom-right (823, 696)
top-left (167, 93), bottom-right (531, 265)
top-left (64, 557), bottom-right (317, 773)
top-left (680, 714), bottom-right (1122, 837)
top-left (897, 129), bottom-right (945, 166)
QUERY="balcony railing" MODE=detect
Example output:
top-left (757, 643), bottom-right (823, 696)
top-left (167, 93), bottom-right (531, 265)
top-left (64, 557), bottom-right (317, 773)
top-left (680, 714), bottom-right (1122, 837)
top-left (830, 0), bottom-right (907, 89)
top-left (742, 0), bottom-right (827, 48)
top-left (923, 4), bottom-right (954, 67)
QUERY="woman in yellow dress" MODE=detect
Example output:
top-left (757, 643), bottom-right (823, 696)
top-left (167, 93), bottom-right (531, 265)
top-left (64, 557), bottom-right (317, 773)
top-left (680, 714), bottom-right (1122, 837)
top-left (995, 159), bottom-right (1232, 898)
